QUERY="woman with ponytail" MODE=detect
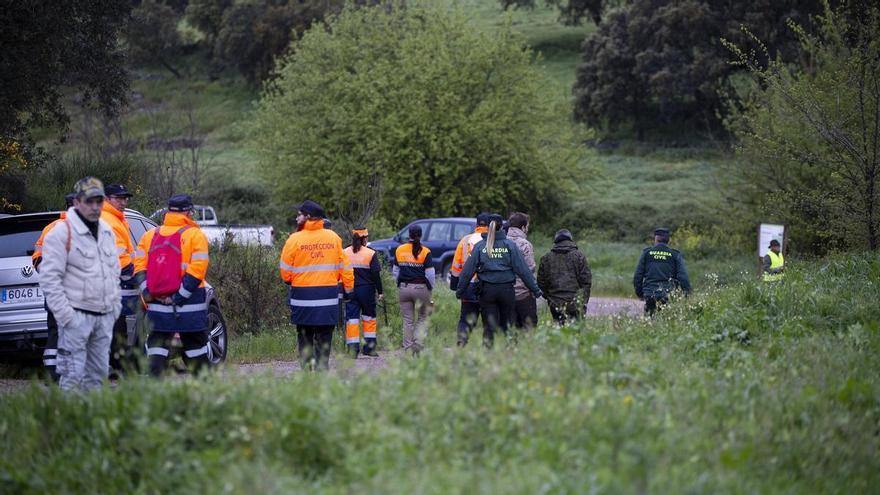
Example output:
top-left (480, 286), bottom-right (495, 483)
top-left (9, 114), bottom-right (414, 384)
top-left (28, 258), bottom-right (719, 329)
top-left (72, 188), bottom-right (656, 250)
top-left (455, 214), bottom-right (543, 348)
top-left (343, 226), bottom-right (384, 358)
top-left (393, 224), bottom-right (434, 354)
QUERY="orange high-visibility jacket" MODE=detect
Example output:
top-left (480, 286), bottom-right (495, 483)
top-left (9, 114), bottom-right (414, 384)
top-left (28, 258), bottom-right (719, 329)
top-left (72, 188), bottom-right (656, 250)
top-left (133, 212), bottom-right (210, 332)
top-left (393, 242), bottom-right (434, 288)
top-left (32, 212), bottom-right (66, 270)
top-left (450, 226), bottom-right (488, 279)
top-left (101, 202), bottom-right (135, 274)
top-left (280, 219), bottom-right (354, 325)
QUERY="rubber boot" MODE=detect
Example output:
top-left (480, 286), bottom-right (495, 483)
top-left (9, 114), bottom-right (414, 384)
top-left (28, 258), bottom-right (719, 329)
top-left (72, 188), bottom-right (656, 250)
top-left (347, 343), bottom-right (360, 359)
top-left (362, 338), bottom-right (379, 357)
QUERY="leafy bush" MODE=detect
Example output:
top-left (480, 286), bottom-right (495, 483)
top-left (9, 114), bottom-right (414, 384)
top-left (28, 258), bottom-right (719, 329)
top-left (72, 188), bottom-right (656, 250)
top-left (207, 243), bottom-right (288, 333)
top-left (211, 0), bottom-right (352, 82)
top-left (21, 153), bottom-right (153, 214)
top-left (125, 0), bottom-right (185, 78)
top-left (573, 0), bottom-right (821, 137)
top-left (251, 2), bottom-right (579, 226)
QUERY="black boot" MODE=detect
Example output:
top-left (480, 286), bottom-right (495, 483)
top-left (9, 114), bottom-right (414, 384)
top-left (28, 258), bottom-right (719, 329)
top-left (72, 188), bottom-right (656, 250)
top-left (347, 343), bottom-right (360, 359)
top-left (362, 339), bottom-right (379, 357)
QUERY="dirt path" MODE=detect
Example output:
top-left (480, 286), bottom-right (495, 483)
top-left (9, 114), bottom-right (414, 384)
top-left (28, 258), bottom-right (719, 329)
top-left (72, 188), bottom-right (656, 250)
top-left (585, 296), bottom-right (642, 318)
top-left (235, 297), bottom-right (642, 378)
top-left (1, 298), bottom-right (642, 391)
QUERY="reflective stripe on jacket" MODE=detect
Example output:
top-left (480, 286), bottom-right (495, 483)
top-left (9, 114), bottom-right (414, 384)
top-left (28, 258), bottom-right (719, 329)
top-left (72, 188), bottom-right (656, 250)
top-left (450, 226), bottom-right (488, 278)
top-left (393, 242), bottom-right (434, 289)
top-left (280, 219), bottom-right (354, 325)
top-left (343, 245), bottom-right (383, 294)
top-left (101, 202), bottom-right (135, 275)
top-left (101, 203), bottom-right (138, 311)
top-left (133, 212), bottom-right (210, 332)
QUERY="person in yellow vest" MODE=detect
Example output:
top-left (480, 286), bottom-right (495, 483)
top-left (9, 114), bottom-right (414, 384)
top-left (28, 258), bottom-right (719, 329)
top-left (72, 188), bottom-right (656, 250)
top-left (762, 239), bottom-right (784, 282)
top-left (343, 226), bottom-right (384, 358)
top-left (101, 184), bottom-right (139, 373)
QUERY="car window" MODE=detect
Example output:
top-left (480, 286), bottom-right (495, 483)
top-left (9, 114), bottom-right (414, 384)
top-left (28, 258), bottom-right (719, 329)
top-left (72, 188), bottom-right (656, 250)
top-left (204, 208), bottom-right (215, 221)
top-left (0, 217), bottom-right (54, 257)
top-left (127, 219), bottom-right (148, 244)
top-left (452, 223), bottom-right (472, 241)
top-left (425, 222), bottom-right (452, 242)
top-left (399, 222), bottom-right (430, 241)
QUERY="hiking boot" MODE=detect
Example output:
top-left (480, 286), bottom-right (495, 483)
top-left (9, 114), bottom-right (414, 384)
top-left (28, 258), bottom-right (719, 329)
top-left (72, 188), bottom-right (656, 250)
top-left (362, 347), bottom-right (379, 358)
top-left (346, 343), bottom-right (360, 359)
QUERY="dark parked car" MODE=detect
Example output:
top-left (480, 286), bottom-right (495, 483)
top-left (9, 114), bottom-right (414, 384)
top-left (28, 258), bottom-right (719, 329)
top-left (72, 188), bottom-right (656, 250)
top-left (368, 217), bottom-right (477, 283)
top-left (0, 209), bottom-right (228, 364)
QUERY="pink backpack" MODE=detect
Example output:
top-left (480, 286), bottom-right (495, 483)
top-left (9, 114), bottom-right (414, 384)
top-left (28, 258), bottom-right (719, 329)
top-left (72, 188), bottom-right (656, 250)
top-left (146, 227), bottom-right (189, 298)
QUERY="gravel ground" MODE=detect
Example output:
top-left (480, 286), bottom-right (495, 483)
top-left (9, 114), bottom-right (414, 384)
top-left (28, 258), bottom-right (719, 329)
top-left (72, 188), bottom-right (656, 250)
top-left (1, 297), bottom-right (642, 392)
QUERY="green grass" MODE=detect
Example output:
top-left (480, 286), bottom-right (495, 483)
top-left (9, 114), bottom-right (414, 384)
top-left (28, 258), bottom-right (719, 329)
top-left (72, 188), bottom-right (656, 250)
top-left (2, 254), bottom-right (878, 493)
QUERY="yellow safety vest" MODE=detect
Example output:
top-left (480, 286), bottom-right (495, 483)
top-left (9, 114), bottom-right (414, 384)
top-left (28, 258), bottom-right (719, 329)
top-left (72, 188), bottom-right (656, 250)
top-left (763, 251), bottom-right (784, 282)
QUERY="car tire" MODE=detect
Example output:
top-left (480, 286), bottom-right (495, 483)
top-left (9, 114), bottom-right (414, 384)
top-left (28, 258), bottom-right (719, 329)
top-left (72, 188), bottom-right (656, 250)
top-left (206, 303), bottom-right (228, 365)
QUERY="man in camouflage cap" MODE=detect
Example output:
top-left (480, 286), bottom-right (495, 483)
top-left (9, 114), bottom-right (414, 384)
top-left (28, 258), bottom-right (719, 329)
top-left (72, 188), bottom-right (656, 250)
top-left (38, 177), bottom-right (121, 391)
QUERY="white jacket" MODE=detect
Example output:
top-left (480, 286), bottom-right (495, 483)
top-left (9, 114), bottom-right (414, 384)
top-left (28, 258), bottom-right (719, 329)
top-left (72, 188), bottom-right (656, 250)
top-left (39, 207), bottom-right (121, 327)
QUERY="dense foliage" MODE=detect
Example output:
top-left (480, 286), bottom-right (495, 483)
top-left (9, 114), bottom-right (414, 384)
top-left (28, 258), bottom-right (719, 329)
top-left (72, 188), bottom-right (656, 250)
top-left (251, 3), bottom-right (577, 225)
top-left (2, 254), bottom-right (877, 492)
top-left (126, 0), bottom-right (186, 79)
top-left (0, 0), bottom-right (131, 140)
top-left (723, 4), bottom-right (880, 253)
top-left (177, 0), bottom-right (376, 82)
top-left (572, 0), bottom-right (821, 137)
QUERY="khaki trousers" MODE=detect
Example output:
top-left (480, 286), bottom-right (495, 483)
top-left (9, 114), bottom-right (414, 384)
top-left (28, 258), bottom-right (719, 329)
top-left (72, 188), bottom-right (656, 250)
top-left (398, 283), bottom-right (432, 353)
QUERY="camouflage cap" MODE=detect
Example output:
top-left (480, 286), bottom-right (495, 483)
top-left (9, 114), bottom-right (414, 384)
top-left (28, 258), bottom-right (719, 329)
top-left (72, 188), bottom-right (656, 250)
top-left (74, 177), bottom-right (105, 200)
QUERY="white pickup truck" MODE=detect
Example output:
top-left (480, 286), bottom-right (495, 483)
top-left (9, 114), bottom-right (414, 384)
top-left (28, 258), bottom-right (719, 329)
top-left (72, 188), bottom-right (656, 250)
top-left (152, 205), bottom-right (274, 247)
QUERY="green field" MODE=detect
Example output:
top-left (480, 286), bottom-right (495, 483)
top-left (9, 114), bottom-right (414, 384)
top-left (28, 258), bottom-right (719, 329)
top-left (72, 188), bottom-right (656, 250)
top-left (3, 255), bottom-right (877, 493)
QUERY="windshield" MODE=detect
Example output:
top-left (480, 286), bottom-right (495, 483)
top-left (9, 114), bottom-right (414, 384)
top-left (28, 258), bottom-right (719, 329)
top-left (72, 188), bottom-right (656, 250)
top-left (0, 216), bottom-right (55, 257)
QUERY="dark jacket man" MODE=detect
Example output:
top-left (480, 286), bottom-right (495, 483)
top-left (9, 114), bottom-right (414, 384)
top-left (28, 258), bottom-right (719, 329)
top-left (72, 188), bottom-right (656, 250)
top-left (633, 227), bottom-right (691, 315)
top-left (537, 229), bottom-right (592, 324)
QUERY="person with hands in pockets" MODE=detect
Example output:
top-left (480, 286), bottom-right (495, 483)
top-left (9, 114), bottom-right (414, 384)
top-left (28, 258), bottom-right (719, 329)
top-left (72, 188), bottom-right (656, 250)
top-left (38, 177), bottom-right (121, 392)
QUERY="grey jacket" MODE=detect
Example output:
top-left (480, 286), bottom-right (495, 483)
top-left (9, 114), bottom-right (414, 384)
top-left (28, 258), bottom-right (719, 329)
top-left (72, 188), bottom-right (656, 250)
top-left (506, 227), bottom-right (536, 300)
top-left (39, 208), bottom-right (121, 327)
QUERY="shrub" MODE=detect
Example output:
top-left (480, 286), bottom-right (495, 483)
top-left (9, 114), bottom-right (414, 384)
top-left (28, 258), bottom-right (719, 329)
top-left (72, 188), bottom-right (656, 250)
top-left (207, 243), bottom-right (288, 333)
top-left (21, 153), bottom-right (152, 214)
top-left (251, 2), bottom-right (578, 226)
top-left (573, 0), bottom-right (821, 137)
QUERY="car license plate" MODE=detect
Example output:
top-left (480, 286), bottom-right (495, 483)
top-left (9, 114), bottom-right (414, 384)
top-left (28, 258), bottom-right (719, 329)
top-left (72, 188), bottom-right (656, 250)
top-left (0, 286), bottom-right (43, 305)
